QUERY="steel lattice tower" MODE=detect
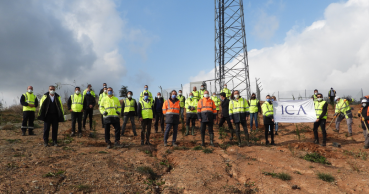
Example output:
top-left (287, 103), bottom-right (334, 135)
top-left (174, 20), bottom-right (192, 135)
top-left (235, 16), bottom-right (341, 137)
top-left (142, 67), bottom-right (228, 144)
top-left (214, 0), bottom-right (251, 98)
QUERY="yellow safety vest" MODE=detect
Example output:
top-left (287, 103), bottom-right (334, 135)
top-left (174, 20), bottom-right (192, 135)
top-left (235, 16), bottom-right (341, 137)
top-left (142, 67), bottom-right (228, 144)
top-left (23, 92), bottom-right (36, 111)
top-left (177, 95), bottom-right (185, 108)
top-left (314, 100), bottom-right (327, 119)
top-left (71, 94), bottom-right (84, 112)
top-left (199, 90), bottom-right (206, 98)
top-left (99, 93), bottom-right (108, 104)
top-left (139, 91), bottom-right (153, 102)
top-left (335, 99), bottom-right (352, 119)
top-left (83, 89), bottom-right (96, 98)
top-left (229, 98), bottom-right (249, 115)
top-left (220, 88), bottom-right (232, 98)
top-left (124, 98), bottom-right (136, 112)
top-left (185, 98), bottom-right (198, 114)
top-left (210, 96), bottom-right (220, 110)
top-left (192, 91), bottom-right (200, 101)
top-left (249, 99), bottom-right (259, 113)
top-left (99, 96), bottom-right (121, 117)
top-left (140, 100), bottom-right (153, 119)
top-left (261, 102), bottom-right (273, 117)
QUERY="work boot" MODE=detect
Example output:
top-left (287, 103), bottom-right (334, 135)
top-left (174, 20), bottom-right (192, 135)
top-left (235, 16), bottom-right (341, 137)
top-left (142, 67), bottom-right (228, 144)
top-left (364, 145), bottom-right (369, 149)
top-left (185, 126), bottom-right (189, 136)
top-left (245, 133), bottom-right (250, 147)
top-left (348, 133), bottom-right (352, 137)
top-left (236, 133), bottom-right (241, 147)
top-left (107, 143), bottom-right (112, 149)
top-left (22, 130), bottom-right (26, 136)
top-left (229, 129), bottom-right (234, 140)
top-left (115, 142), bottom-right (123, 148)
top-left (44, 142), bottom-right (49, 147)
top-left (78, 133), bottom-right (82, 138)
top-left (320, 143), bottom-right (326, 147)
top-left (201, 133), bottom-right (205, 147)
top-left (255, 128), bottom-right (259, 132)
top-left (164, 142), bottom-right (168, 147)
top-left (265, 141), bottom-right (270, 145)
top-left (314, 139), bottom-right (319, 144)
top-left (133, 132), bottom-right (137, 136)
top-left (191, 126), bottom-right (195, 136)
top-left (53, 142), bottom-right (58, 147)
top-left (210, 134), bottom-right (214, 147)
top-left (271, 141), bottom-right (275, 146)
top-left (29, 129), bottom-right (35, 136)
top-left (172, 142), bottom-right (178, 147)
top-left (332, 129), bottom-right (339, 133)
top-left (145, 141), bottom-right (152, 145)
top-left (70, 132), bottom-right (75, 137)
top-left (275, 131), bottom-right (278, 135)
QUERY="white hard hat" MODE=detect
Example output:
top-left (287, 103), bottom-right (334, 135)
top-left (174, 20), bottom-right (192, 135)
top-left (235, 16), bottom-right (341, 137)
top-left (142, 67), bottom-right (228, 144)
top-left (335, 96), bottom-right (340, 101)
top-left (362, 99), bottom-right (368, 103)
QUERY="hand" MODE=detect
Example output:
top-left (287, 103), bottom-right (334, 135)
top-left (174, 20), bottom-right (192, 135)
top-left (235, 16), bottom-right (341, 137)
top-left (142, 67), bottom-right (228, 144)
top-left (315, 119), bottom-right (319, 122)
top-left (139, 118), bottom-right (143, 122)
top-left (199, 119), bottom-right (201, 122)
top-left (362, 117), bottom-right (365, 121)
top-left (89, 105), bottom-right (93, 108)
top-left (245, 117), bottom-right (248, 121)
top-left (231, 119), bottom-right (233, 123)
top-left (103, 111), bottom-right (108, 116)
top-left (69, 109), bottom-right (73, 112)
top-left (272, 119), bottom-right (274, 122)
top-left (81, 109), bottom-right (84, 112)
top-left (116, 111), bottom-right (120, 115)
top-left (28, 104), bottom-right (35, 107)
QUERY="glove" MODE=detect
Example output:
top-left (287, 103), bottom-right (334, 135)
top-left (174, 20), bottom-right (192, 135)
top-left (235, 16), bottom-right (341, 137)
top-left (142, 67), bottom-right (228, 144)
top-left (116, 111), bottom-right (120, 115)
top-left (362, 117), bottom-right (365, 121)
top-left (103, 111), bottom-right (108, 116)
top-left (358, 110), bottom-right (362, 114)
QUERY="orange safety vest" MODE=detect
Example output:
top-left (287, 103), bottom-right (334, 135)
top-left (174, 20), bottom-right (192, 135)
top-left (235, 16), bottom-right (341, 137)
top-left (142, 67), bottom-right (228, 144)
top-left (197, 98), bottom-right (217, 114)
top-left (360, 107), bottom-right (369, 125)
top-left (162, 99), bottom-right (180, 115)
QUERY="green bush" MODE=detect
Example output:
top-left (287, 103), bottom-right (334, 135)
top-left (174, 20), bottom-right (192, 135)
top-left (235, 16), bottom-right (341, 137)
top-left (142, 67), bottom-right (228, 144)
top-left (317, 172), bottom-right (335, 182)
top-left (203, 148), bottom-right (213, 154)
top-left (303, 152), bottom-right (331, 165)
top-left (136, 166), bottom-right (158, 180)
top-left (193, 145), bottom-right (203, 150)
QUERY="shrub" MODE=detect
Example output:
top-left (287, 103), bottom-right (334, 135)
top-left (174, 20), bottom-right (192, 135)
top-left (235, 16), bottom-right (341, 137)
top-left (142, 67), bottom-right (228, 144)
top-left (136, 166), bottom-right (157, 179)
top-left (193, 145), bottom-right (203, 150)
top-left (303, 152), bottom-right (331, 165)
top-left (203, 148), bottom-right (213, 154)
top-left (317, 172), bottom-right (335, 182)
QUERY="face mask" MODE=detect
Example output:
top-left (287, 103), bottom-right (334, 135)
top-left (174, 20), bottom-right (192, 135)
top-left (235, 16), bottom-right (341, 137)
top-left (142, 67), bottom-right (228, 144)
top-left (204, 94), bottom-right (209, 98)
top-left (127, 94), bottom-right (132, 98)
top-left (314, 92), bottom-right (318, 95)
top-left (213, 95), bottom-right (216, 97)
top-left (49, 90), bottom-right (55, 95)
top-left (144, 96), bottom-right (148, 100)
top-left (363, 103), bottom-right (367, 107)
top-left (317, 98), bottom-right (322, 101)
top-left (271, 99), bottom-right (274, 102)
top-left (104, 90), bottom-right (107, 93)
top-left (108, 91), bottom-right (113, 95)
top-left (144, 87), bottom-right (148, 91)
top-left (76, 91), bottom-right (80, 94)
top-left (28, 89), bottom-right (33, 93)
top-left (157, 96), bottom-right (161, 98)
top-left (201, 87), bottom-right (204, 90)
top-left (234, 94), bottom-right (239, 99)
top-left (224, 86), bottom-right (227, 89)
top-left (90, 87), bottom-right (93, 90)
top-left (190, 96), bottom-right (193, 99)
top-left (87, 91), bottom-right (91, 95)
top-left (266, 99), bottom-right (271, 102)
top-left (172, 95), bottom-right (176, 99)
top-left (178, 93), bottom-right (182, 96)
top-left (103, 85), bottom-right (107, 88)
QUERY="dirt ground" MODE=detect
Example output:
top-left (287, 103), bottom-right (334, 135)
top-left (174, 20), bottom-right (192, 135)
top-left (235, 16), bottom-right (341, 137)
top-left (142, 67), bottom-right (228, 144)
top-left (1, 103), bottom-right (369, 193)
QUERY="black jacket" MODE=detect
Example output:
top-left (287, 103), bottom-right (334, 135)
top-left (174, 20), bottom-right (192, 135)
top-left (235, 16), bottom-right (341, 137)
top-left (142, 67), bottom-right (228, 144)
top-left (121, 98), bottom-right (137, 117)
top-left (137, 99), bottom-right (155, 119)
top-left (220, 98), bottom-right (230, 117)
top-left (37, 92), bottom-right (65, 122)
top-left (84, 93), bottom-right (96, 109)
top-left (20, 93), bottom-right (39, 109)
top-left (165, 98), bottom-right (180, 124)
top-left (154, 97), bottom-right (165, 113)
top-left (99, 88), bottom-right (105, 96)
top-left (67, 94), bottom-right (87, 111)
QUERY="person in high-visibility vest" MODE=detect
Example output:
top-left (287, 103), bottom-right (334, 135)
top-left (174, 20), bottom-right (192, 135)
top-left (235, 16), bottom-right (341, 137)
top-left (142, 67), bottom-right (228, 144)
top-left (139, 85), bottom-right (153, 102)
top-left (199, 84), bottom-right (206, 98)
top-left (220, 84), bottom-right (232, 98)
top-left (312, 89), bottom-right (318, 101)
top-left (192, 86), bottom-right (200, 101)
top-left (138, 92), bottom-right (155, 145)
top-left (98, 88), bottom-right (108, 128)
top-left (177, 90), bottom-right (186, 121)
top-left (185, 92), bottom-right (198, 136)
top-left (333, 96), bottom-right (353, 136)
top-left (358, 98), bottom-right (369, 149)
top-left (121, 91), bottom-right (138, 136)
top-left (38, 85), bottom-right (65, 147)
top-left (328, 87), bottom-right (336, 104)
top-left (83, 84), bottom-right (96, 98)
top-left (249, 93), bottom-right (261, 132)
top-left (261, 95), bottom-right (275, 145)
top-left (99, 87), bottom-right (122, 149)
top-left (20, 86), bottom-right (39, 136)
top-left (163, 90), bottom-right (181, 147)
top-left (313, 93), bottom-right (328, 146)
top-left (211, 92), bottom-right (221, 124)
top-left (229, 90), bottom-right (250, 147)
top-left (67, 87), bottom-right (86, 138)
top-left (197, 90), bottom-right (217, 147)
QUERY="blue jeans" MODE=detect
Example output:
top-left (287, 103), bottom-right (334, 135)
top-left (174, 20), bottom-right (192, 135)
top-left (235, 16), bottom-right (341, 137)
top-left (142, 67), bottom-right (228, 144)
top-left (164, 123), bottom-right (178, 143)
top-left (269, 123), bottom-right (279, 132)
top-left (250, 113), bottom-right (258, 128)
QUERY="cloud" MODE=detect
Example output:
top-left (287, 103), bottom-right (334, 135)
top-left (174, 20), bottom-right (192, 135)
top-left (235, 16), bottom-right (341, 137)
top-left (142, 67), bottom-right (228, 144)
top-left (0, 0), bottom-right (152, 106)
top-left (186, 0), bottom-right (369, 100)
top-left (252, 11), bottom-right (279, 41)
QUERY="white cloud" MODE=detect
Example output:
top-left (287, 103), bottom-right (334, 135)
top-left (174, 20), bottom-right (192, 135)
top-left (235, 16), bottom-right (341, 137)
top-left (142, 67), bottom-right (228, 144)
top-left (186, 0), bottom-right (369, 100)
top-left (252, 11), bottom-right (279, 41)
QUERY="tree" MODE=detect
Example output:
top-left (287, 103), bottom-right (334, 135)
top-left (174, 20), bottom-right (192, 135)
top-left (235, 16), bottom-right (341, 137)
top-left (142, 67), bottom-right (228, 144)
top-left (119, 85), bottom-right (129, 98)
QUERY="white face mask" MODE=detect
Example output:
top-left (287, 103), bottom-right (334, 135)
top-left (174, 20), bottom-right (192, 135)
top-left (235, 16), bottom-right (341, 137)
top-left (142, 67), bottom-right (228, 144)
top-left (204, 94), bottom-right (209, 98)
top-left (213, 95), bottom-right (216, 97)
top-left (49, 90), bottom-right (55, 95)
top-left (157, 96), bottom-right (161, 98)
top-left (127, 94), bottom-right (132, 98)
top-left (104, 90), bottom-right (107, 93)
top-left (178, 93), bottom-right (182, 96)
top-left (314, 92), bottom-right (318, 95)
top-left (201, 87), bottom-right (204, 90)
top-left (224, 86), bottom-right (227, 89)
top-left (28, 89), bottom-right (33, 93)
top-left (234, 94), bottom-right (239, 99)
top-left (75, 90), bottom-right (80, 94)
top-left (363, 103), bottom-right (367, 107)
top-left (317, 98), bottom-right (322, 101)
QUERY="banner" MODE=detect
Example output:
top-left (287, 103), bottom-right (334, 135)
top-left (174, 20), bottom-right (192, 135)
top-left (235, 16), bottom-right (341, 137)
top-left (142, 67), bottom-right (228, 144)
top-left (273, 99), bottom-right (316, 123)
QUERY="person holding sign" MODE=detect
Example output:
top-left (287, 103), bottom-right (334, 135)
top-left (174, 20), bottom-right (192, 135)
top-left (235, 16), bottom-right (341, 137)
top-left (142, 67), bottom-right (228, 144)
top-left (261, 95), bottom-right (275, 145)
top-left (313, 93), bottom-right (328, 146)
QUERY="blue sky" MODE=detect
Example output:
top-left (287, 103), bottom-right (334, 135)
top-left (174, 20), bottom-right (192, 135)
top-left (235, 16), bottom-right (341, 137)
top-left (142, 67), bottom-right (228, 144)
top-left (115, 0), bottom-right (341, 95)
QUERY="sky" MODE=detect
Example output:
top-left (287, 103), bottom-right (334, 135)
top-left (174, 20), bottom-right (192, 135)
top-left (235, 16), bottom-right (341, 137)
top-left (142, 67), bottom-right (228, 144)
top-left (1, 0), bottom-right (368, 107)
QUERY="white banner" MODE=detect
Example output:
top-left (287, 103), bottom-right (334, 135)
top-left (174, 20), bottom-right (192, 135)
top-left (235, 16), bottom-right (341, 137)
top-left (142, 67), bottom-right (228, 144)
top-left (273, 99), bottom-right (316, 123)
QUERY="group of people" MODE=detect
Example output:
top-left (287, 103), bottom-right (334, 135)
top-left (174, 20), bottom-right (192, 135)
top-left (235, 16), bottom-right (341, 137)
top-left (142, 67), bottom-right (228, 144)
top-left (19, 84), bottom-right (369, 149)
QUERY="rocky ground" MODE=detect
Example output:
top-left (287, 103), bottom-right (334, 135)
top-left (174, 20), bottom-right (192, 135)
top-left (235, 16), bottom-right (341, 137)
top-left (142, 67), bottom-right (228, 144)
top-left (1, 104), bottom-right (369, 193)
